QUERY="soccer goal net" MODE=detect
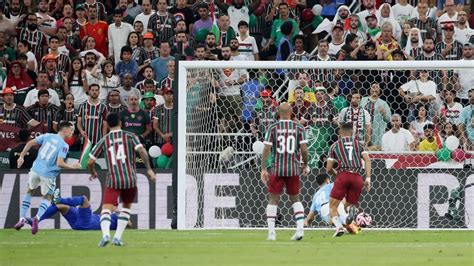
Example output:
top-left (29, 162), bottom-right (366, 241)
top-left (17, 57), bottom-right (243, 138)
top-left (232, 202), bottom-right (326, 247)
top-left (176, 60), bottom-right (474, 230)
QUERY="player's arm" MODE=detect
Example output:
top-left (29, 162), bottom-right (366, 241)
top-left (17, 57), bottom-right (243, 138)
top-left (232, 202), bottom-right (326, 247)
top-left (17, 138), bottom-right (39, 168)
top-left (304, 211), bottom-right (315, 227)
top-left (300, 142), bottom-right (309, 176)
top-left (56, 157), bottom-right (80, 169)
top-left (260, 143), bottom-right (271, 184)
top-left (362, 152), bottom-right (371, 191)
top-left (365, 123), bottom-right (372, 146)
top-left (325, 159), bottom-right (337, 177)
top-left (76, 116), bottom-right (86, 137)
top-left (87, 157), bottom-right (97, 180)
top-left (137, 146), bottom-right (156, 182)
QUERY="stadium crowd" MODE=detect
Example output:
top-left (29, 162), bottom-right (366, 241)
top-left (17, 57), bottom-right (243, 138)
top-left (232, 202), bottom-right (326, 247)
top-left (0, 0), bottom-right (472, 165)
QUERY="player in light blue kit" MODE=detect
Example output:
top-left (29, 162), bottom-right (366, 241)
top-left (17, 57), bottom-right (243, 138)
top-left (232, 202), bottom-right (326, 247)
top-left (14, 122), bottom-right (81, 234)
top-left (305, 174), bottom-right (359, 233)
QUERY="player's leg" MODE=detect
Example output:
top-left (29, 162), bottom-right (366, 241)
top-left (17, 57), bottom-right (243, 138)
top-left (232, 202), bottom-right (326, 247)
top-left (288, 176), bottom-right (304, 241)
top-left (329, 173), bottom-right (348, 237)
top-left (14, 171), bottom-right (41, 230)
top-left (345, 174), bottom-right (364, 224)
top-left (31, 177), bottom-right (56, 234)
top-left (98, 187), bottom-right (120, 247)
top-left (112, 187), bottom-right (137, 246)
top-left (266, 174), bottom-right (283, 241)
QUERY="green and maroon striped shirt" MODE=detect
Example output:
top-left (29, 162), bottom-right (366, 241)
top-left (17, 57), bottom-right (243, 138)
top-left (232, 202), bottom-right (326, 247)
top-left (90, 130), bottom-right (142, 189)
top-left (306, 101), bottom-right (337, 127)
top-left (159, 76), bottom-right (174, 92)
top-left (26, 104), bottom-right (60, 133)
top-left (0, 104), bottom-right (33, 128)
top-left (264, 120), bottom-right (308, 177)
top-left (255, 105), bottom-right (278, 140)
top-left (55, 109), bottom-right (77, 126)
top-left (153, 104), bottom-right (173, 144)
top-left (18, 29), bottom-right (48, 61)
top-left (77, 101), bottom-right (108, 145)
top-left (435, 40), bottom-right (463, 60)
top-left (328, 136), bottom-right (367, 175)
top-left (108, 104), bottom-right (127, 114)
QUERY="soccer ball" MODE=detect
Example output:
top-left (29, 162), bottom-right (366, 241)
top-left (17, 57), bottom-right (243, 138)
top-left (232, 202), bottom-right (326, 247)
top-left (355, 212), bottom-right (372, 228)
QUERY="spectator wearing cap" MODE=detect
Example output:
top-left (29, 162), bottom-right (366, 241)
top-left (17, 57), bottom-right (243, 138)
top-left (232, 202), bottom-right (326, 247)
top-left (134, 0), bottom-right (154, 34)
top-left (365, 13), bottom-right (381, 41)
top-left (147, 0), bottom-right (176, 44)
top-left (418, 124), bottom-right (440, 152)
top-left (5, 61), bottom-right (34, 105)
top-left (382, 114), bottom-right (416, 152)
top-left (138, 32), bottom-right (160, 70)
top-left (80, 5), bottom-right (109, 57)
top-left (141, 91), bottom-right (156, 118)
top-left (9, 128), bottom-right (38, 169)
top-left (108, 9), bottom-right (134, 64)
top-left (18, 13), bottom-right (48, 62)
top-left (0, 87), bottom-right (38, 128)
top-left (106, 89), bottom-right (127, 114)
top-left (153, 88), bottom-right (174, 145)
top-left (46, 36), bottom-right (70, 73)
top-left (75, 4), bottom-right (88, 28)
top-left (151, 41), bottom-right (174, 82)
top-left (118, 73), bottom-right (141, 106)
top-left (115, 46), bottom-right (139, 82)
top-left (459, 90), bottom-right (474, 150)
top-left (251, 89), bottom-right (278, 140)
top-left (360, 83), bottom-right (392, 147)
top-left (262, 3), bottom-right (299, 60)
top-left (237, 21), bottom-right (259, 61)
top-left (169, 0), bottom-right (195, 33)
top-left (26, 89), bottom-right (60, 133)
top-left (41, 53), bottom-right (65, 100)
top-left (435, 23), bottom-right (463, 60)
top-left (329, 23), bottom-right (345, 57)
top-left (23, 71), bottom-right (61, 108)
top-left (454, 11), bottom-right (473, 45)
top-left (218, 15), bottom-right (236, 48)
top-left (409, 2), bottom-right (436, 42)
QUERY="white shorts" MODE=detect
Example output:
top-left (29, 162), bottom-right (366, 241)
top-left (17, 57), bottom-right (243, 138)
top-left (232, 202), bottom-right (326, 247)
top-left (321, 202), bottom-right (348, 225)
top-left (28, 171), bottom-right (56, 196)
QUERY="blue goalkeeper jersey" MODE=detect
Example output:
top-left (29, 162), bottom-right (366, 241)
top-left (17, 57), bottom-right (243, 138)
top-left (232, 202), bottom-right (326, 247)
top-left (64, 206), bottom-right (118, 230)
top-left (32, 133), bottom-right (69, 179)
top-left (310, 183), bottom-right (334, 215)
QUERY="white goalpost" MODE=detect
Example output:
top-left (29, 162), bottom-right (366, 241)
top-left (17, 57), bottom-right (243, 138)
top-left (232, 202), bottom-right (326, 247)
top-left (176, 60), bottom-right (474, 230)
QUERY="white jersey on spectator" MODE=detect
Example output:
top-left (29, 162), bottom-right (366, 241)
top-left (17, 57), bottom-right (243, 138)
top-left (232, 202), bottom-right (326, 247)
top-left (237, 35), bottom-right (259, 61)
top-left (391, 3), bottom-right (415, 26)
top-left (400, 80), bottom-right (437, 98)
top-left (454, 27), bottom-right (474, 45)
top-left (382, 128), bottom-right (415, 152)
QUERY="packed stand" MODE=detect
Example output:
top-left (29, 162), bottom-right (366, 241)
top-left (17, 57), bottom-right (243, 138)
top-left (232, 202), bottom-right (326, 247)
top-left (0, 0), bottom-right (472, 169)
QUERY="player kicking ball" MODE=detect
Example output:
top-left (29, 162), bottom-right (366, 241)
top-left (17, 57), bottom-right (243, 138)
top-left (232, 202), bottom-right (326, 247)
top-left (304, 174), bottom-right (359, 234)
top-left (326, 123), bottom-right (371, 237)
top-left (261, 103), bottom-right (310, 241)
top-left (23, 191), bottom-right (130, 230)
top-left (14, 122), bottom-right (81, 234)
top-left (88, 113), bottom-right (156, 247)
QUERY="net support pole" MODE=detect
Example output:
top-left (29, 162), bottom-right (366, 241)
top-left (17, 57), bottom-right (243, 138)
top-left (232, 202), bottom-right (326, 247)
top-left (172, 41), bottom-right (183, 229)
top-left (176, 48), bottom-right (187, 230)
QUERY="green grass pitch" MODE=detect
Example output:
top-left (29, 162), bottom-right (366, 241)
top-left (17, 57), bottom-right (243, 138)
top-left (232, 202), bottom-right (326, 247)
top-left (0, 230), bottom-right (472, 266)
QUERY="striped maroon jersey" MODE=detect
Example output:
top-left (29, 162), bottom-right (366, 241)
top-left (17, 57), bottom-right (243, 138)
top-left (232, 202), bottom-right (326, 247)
top-left (0, 104), bottom-right (33, 128)
top-left (77, 101), bottom-right (108, 144)
top-left (108, 104), bottom-right (127, 114)
top-left (18, 29), bottom-right (48, 61)
top-left (26, 104), bottom-right (60, 132)
top-left (255, 104), bottom-right (278, 140)
top-left (153, 104), bottom-right (173, 144)
top-left (90, 129), bottom-right (142, 189)
top-left (328, 136), bottom-right (367, 175)
top-left (264, 120), bottom-right (308, 177)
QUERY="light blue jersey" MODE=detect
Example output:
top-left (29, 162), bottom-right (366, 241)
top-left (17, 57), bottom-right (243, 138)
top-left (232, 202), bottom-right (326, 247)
top-left (310, 183), bottom-right (334, 215)
top-left (31, 134), bottom-right (69, 179)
